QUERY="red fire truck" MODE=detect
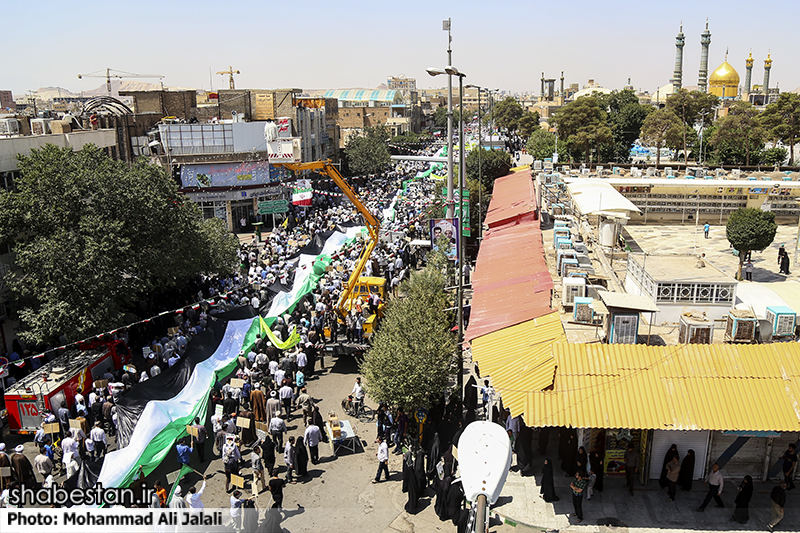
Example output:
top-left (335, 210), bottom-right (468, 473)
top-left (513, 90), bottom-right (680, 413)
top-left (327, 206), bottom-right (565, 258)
top-left (4, 340), bottom-right (130, 434)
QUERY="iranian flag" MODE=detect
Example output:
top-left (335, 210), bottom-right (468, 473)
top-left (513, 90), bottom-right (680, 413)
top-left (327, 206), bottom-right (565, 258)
top-left (292, 179), bottom-right (313, 206)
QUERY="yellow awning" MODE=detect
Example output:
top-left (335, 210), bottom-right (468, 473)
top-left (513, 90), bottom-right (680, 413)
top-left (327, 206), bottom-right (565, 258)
top-left (470, 311), bottom-right (565, 410)
top-left (521, 342), bottom-right (800, 432)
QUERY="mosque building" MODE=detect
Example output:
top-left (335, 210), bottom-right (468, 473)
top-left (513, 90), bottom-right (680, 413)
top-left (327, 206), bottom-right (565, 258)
top-left (661, 22), bottom-right (778, 107)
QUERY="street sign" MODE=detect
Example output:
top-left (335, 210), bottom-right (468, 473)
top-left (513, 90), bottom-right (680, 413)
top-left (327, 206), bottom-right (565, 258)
top-left (257, 199), bottom-right (289, 215)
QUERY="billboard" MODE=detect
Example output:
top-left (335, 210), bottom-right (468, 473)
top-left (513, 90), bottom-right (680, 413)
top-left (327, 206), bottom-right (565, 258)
top-left (430, 218), bottom-right (459, 261)
top-left (180, 161), bottom-right (282, 189)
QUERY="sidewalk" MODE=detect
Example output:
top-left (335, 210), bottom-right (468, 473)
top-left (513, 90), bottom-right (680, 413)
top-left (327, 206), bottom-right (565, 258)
top-left (492, 461), bottom-right (798, 532)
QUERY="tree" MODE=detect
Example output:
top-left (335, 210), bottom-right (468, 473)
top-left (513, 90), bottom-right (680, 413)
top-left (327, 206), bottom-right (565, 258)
top-left (344, 126), bottom-right (391, 175)
top-left (0, 144), bottom-right (239, 343)
top-left (759, 93), bottom-right (800, 165)
top-left (516, 110), bottom-right (541, 139)
top-left (639, 109), bottom-right (683, 166)
top-left (466, 178), bottom-right (490, 237)
top-left (359, 255), bottom-right (455, 414)
top-left (665, 89), bottom-right (718, 162)
top-left (726, 207), bottom-right (777, 280)
top-left (553, 97), bottom-right (613, 163)
top-left (433, 106), bottom-right (461, 129)
top-left (492, 97), bottom-right (524, 134)
top-left (526, 128), bottom-right (569, 162)
top-left (465, 147), bottom-right (512, 192)
top-left (762, 147), bottom-right (788, 166)
top-left (596, 90), bottom-right (653, 162)
top-left (711, 101), bottom-right (764, 166)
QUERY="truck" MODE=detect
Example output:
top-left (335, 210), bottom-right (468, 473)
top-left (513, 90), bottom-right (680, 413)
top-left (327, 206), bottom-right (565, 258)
top-left (4, 340), bottom-right (130, 434)
top-left (272, 159), bottom-right (383, 340)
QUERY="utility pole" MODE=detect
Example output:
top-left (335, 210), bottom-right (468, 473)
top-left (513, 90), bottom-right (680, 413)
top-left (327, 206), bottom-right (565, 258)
top-left (444, 18), bottom-right (454, 219)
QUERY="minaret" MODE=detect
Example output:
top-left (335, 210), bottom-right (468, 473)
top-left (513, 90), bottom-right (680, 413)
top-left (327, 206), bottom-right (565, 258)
top-left (671, 24), bottom-right (685, 91)
top-left (744, 51), bottom-right (753, 96)
top-left (559, 71), bottom-right (565, 105)
top-left (698, 20), bottom-right (711, 92)
top-left (540, 72), bottom-right (545, 101)
top-left (763, 53), bottom-right (772, 101)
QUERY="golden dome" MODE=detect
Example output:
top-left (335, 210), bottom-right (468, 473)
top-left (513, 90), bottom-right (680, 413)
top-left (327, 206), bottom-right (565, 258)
top-left (709, 61), bottom-right (739, 98)
top-left (709, 61), bottom-right (740, 86)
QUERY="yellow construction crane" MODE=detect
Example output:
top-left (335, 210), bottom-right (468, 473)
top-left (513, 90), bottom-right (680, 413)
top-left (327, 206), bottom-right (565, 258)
top-left (77, 68), bottom-right (165, 95)
top-left (216, 66), bottom-right (240, 90)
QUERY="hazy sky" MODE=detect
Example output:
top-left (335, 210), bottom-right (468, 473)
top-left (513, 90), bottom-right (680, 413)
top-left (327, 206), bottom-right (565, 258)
top-left (8, 0), bottom-right (800, 97)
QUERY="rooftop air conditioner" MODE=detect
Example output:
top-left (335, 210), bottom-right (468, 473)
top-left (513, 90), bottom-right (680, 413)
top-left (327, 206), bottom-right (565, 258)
top-left (724, 310), bottom-right (757, 343)
top-left (562, 277), bottom-right (586, 307)
top-left (765, 306), bottom-right (796, 337)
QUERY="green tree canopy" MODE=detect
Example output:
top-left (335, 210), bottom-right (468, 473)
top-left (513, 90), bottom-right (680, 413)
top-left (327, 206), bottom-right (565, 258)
top-left (344, 126), bottom-right (391, 175)
top-left (465, 147), bottom-right (512, 192)
top-left (0, 144), bottom-right (239, 343)
top-left (516, 110), bottom-right (541, 139)
top-left (359, 254), bottom-right (455, 414)
top-left (492, 97), bottom-right (524, 134)
top-left (525, 128), bottom-right (569, 162)
top-left (553, 97), bottom-right (613, 163)
top-left (596, 89), bottom-right (653, 162)
top-left (639, 109), bottom-right (683, 166)
top-left (665, 89), bottom-right (718, 161)
top-left (711, 101), bottom-right (764, 166)
top-left (726, 207), bottom-right (777, 279)
top-left (759, 92), bottom-right (800, 165)
top-left (433, 106), bottom-right (461, 129)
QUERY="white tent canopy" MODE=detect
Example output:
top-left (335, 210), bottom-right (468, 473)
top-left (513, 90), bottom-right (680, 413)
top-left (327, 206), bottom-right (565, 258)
top-left (565, 179), bottom-right (641, 216)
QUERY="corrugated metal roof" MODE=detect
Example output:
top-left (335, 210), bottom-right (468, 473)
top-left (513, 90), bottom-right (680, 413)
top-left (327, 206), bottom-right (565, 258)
top-left (466, 169), bottom-right (552, 342)
top-left (484, 169), bottom-right (538, 229)
top-left (471, 312), bottom-right (564, 394)
top-left (519, 343), bottom-right (800, 432)
top-left (466, 220), bottom-right (553, 341)
top-left (323, 89), bottom-right (399, 102)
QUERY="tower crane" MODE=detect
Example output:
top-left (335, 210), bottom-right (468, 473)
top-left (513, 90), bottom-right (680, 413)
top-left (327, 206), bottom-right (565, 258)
top-left (77, 68), bottom-right (165, 95)
top-left (216, 66), bottom-right (240, 90)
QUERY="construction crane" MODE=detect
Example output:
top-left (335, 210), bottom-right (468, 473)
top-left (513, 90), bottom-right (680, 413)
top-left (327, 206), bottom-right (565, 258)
top-left (77, 68), bottom-right (165, 95)
top-left (216, 66), bottom-right (240, 90)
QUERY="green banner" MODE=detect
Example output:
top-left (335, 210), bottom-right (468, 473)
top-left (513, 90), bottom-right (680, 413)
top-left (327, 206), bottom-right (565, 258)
top-left (442, 187), bottom-right (471, 237)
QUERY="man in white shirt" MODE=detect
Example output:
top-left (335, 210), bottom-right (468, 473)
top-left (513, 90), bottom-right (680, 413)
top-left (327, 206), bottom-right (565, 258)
top-left (351, 377), bottom-right (365, 415)
top-left (185, 477), bottom-right (206, 510)
top-left (168, 353), bottom-right (180, 367)
top-left (89, 422), bottom-right (108, 458)
top-left (304, 423), bottom-right (322, 465)
top-left (372, 436), bottom-right (390, 483)
top-left (697, 462), bottom-right (725, 511)
top-left (279, 383), bottom-right (294, 420)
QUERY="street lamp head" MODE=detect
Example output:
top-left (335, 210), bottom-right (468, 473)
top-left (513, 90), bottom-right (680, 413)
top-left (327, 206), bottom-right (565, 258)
top-left (426, 67), bottom-right (447, 77)
top-left (465, 84), bottom-right (480, 89)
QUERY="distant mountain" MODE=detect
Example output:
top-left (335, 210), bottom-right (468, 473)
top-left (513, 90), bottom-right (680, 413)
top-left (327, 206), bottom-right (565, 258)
top-left (31, 80), bottom-right (175, 101)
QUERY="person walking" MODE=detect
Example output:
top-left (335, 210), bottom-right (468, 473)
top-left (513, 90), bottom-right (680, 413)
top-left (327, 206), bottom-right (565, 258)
top-left (779, 443), bottom-right (797, 490)
top-left (704, 223), bottom-right (710, 239)
top-left (176, 437), bottom-right (193, 471)
top-left (304, 423), bottom-right (321, 465)
top-left (283, 436), bottom-right (296, 484)
top-left (744, 259), bottom-right (754, 281)
top-left (222, 435), bottom-right (242, 493)
top-left (623, 443), bottom-right (639, 496)
top-left (666, 454), bottom-right (680, 501)
top-left (373, 436), bottom-right (390, 483)
top-left (261, 436), bottom-right (276, 476)
top-left (768, 481), bottom-right (786, 531)
top-left (269, 414), bottom-right (287, 449)
top-left (351, 377), bottom-right (365, 416)
top-left (540, 458), bottom-right (559, 502)
top-left (251, 446), bottom-right (266, 493)
top-left (678, 449), bottom-right (696, 492)
top-left (191, 417), bottom-right (208, 463)
top-left (268, 469), bottom-right (287, 509)
top-left (296, 387), bottom-right (314, 426)
top-left (185, 476), bottom-right (207, 509)
top-left (732, 475), bottom-right (753, 524)
top-left (569, 471), bottom-right (586, 523)
top-left (89, 421), bottom-right (108, 459)
top-left (696, 462), bottom-right (724, 511)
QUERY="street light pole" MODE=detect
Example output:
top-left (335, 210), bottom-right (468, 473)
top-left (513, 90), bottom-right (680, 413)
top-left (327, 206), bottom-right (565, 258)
top-left (445, 19), bottom-right (454, 219)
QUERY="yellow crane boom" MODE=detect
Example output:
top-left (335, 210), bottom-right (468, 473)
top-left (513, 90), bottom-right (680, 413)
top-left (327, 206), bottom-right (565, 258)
top-left (216, 66), bottom-right (240, 90)
top-left (275, 160), bottom-right (380, 320)
top-left (77, 68), bottom-right (165, 95)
